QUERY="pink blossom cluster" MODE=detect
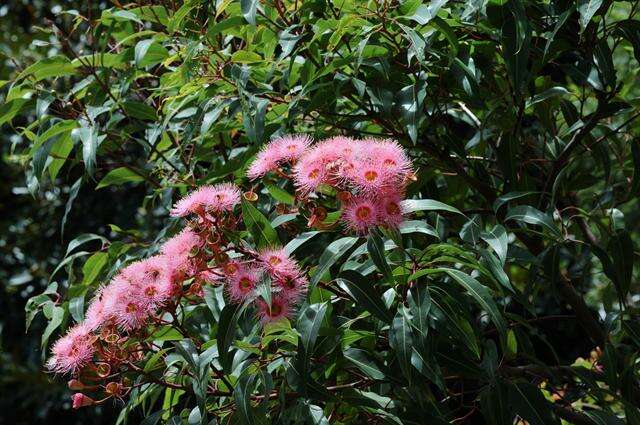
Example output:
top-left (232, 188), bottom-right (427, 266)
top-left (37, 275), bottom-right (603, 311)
top-left (47, 181), bottom-right (308, 387)
top-left (247, 135), bottom-right (414, 233)
top-left (46, 226), bottom-right (203, 376)
top-left (46, 134), bottom-right (414, 410)
top-left (215, 247), bottom-right (308, 323)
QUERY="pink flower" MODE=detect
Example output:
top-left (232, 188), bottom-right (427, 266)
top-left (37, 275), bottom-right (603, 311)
top-left (121, 256), bottom-right (174, 306)
top-left (170, 183), bottom-right (241, 217)
top-left (247, 135), bottom-right (312, 179)
top-left (71, 393), bottom-right (95, 409)
top-left (221, 260), bottom-right (242, 276)
top-left (197, 268), bottom-right (224, 284)
top-left (293, 152), bottom-right (329, 193)
top-left (226, 265), bottom-right (259, 302)
top-left (276, 134), bottom-right (312, 161)
top-left (273, 272), bottom-right (307, 302)
top-left (258, 247), bottom-right (298, 276)
top-left (84, 287), bottom-right (110, 331)
top-left (293, 136), bottom-right (374, 193)
top-left (114, 296), bottom-right (153, 331)
top-left (161, 228), bottom-right (201, 258)
top-left (47, 324), bottom-right (95, 374)
top-left (368, 139), bottom-right (413, 182)
top-left (345, 163), bottom-right (393, 195)
top-left (160, 228), bottom-right (201, 276)
top-left (378, 192), bottom-right (406, 228)
top-left (342, 196), bottom-right (379, 234)
top-left (256, 295), bottom-right (293, 324)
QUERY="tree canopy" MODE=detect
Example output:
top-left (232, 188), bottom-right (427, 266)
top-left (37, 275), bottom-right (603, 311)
top-left (2, 0), bottom-right (640, 423)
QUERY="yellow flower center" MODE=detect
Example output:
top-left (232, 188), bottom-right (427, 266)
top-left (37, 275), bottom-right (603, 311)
top-left (356, 206), bottom-right (371, 220)
top-left (239, 277), bottom-right (252, 290)
top-left (270, 303), bottom-right (282, 316)
top-left (386, 202), bottom-right (400, 215)
top-left (364, 170), bottom-right (378, 182)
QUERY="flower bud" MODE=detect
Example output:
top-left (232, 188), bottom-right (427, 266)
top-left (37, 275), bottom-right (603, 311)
top-left (243, 191), bottom-right (258, 202)
top-left (68, 379), bottom-right (85, 390)
top-left (95, 363), bottom-right (111, 378)
top-left (72, 393), bottom-right (95, 409)
top-left (337, 191), bottom-right (352, 203)
top-left (105, 381), bottom-right (123, 397)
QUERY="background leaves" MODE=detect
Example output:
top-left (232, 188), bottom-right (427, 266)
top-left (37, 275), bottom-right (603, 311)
top-left (2, 0), bottom-right (640, 423)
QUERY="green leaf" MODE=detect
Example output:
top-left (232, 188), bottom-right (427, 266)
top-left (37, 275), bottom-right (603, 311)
top-left (439, 268), bottom-right (507, 345)
top-left (82, 252), bottom-right (108, 284)
top-left (407, 284), bottom-right (431, 336)
top-left (69, 295), bottom-right (85, 323)
top-left (390, 308), bottom-right (413, 384)
top-left (501, 0), bottom-right (531, 97)
top-left (123, 101), bottom-right (158, 121)
top-left (608, 230), bottom-right (634, 298)
top-left (367, 231), bottom-right (394, 283)
top-left (398, 220), bottom-right (438, 238)
top-left (526, 87), bottom-right (569, 108)
top-left (401, 199), bottom-right (463, 215)
top-left (266, 184), bottom-right (295, 205)
top-left (504, 205), bottom-right (560, 237)
top-left (139, 43), bottom-right (169, 67)
top-left (480, 225), bottom-right (508, 265)
top-left (616, 19), bottom-right (640, 63)
top-left (343, 347), bottom-right (385, 380)
top-left (508, 382), bottom-right (559, 425)
top-left (285, 231), bottom-right (322, 254)
top-left (232, 50), bottom-right (262, 63)
top-left (407, 0), bottom-right (449, 25)
top-left (492, 191), bottom-right (538, 212)
top-left (242, 199), bottom-right (279, 249)
top-left (542, 6), bottom-right (575, 62)
top-left (430, 16), bottom-right (459, 58)
top-left (217, 302), bottom-right (245, 374)
top-left (241, 0), bottom-right (258, 25)
top-left (97, 167), bottom-right (146, 189)
top-left (41, 305), bottom-right (65, 348)
top-left (578, 0), bottom-right (604, 32)
top-left (338, 270), bottom-right (392, 323)
top-left (72, 125), bottom-right (105, 177)
top-left (298, 302), bottom-right (329, 368)
top-left (460, 215), bottom-right (482, 245)
top-left (310, 237), bottom-right (359, 287)
top-left (0, 98), bottom-right (29, 127)
top-left (61, 178), bottom-right (82, 239)
top-left (48, 132), bottom-right (74, 181)
top-left (16, 56), bottom-right (77, 82)
top-left (65, 233), bottom-right (108, 257)
top-left (234, 373), bottom-right (257, 424)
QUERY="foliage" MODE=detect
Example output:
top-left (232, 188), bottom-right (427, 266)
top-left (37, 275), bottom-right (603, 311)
top-left (3, 0), bottom-right (640, 423)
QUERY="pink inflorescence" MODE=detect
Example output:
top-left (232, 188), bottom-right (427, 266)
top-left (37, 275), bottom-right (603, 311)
top-left (46, 135), bottom-right (413, 390)
top-left (46, 179), bottom-right (312, 378)
top-left (247, 135), bottom-right (413, 234)
top-left (47, 323), bottom-right (95, 374)
top-left (221, 246), bottom-right (308, 323)
top-left (245, 135), bottom-right (413, 234)
top-left (170, 183), bottom-right (241, 217)
top-left (247, 134), bottom-right (312, 179)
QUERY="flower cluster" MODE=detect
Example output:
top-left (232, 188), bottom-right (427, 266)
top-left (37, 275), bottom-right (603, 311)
top-left (46, 134), bottom-right (414, 410)
top-left (47, 182), bottom-right (307, 407)
top-left (248, 135), bottom-right (414, 233)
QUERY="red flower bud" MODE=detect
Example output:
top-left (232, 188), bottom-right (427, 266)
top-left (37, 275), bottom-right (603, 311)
top-left (71, 393), bottom-right (95, 409)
